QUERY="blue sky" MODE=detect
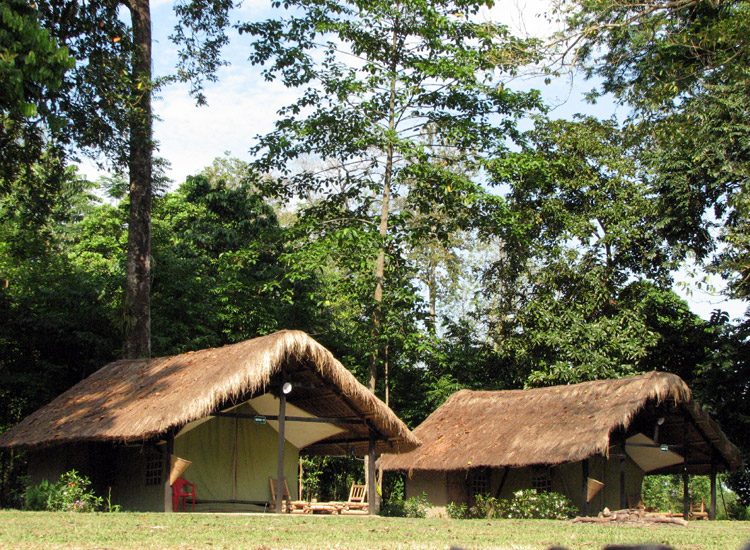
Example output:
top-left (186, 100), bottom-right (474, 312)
top-left (80, 0), bottom-right (746, 321)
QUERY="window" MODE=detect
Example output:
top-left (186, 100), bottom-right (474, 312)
top-left (471, 469), bottom-right (489, 497)
top-left (145, 448), bottom-right (163, 486)
top-left (532, 467), bottom-right (552, 493)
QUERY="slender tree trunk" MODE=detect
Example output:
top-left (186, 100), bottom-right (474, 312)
top-left (365, 19), bottom-right (400, 517)
top-left (367, 23), bottom-right (399, 393)
top-left (124, 0), bottom-right (153, 359)
top-left (427, 257), bottom-right (437, 336)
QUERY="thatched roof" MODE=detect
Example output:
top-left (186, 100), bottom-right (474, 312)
top-left (0, 330), bottom-right (419, 456)
top-left (379, 372), bottom-right (741, 475)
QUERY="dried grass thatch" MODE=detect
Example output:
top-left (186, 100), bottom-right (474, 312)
top-left (0, 330), bottom-right (419, 456)
top-left (379, 372), bottom-right (741, 474)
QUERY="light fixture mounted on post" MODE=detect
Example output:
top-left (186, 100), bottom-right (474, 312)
top-left (282, 382), bottom-right (293, 395)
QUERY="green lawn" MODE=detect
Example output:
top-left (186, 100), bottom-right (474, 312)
top-left (1, 511), bottom-right (749, 550)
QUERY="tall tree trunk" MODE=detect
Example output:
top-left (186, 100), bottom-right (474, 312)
top-left (366, 19), bottom-right (400, 517)
top-left (123, 0), bottom-right (153, 359)
top-left (367, 23), bottom-right (399, 394)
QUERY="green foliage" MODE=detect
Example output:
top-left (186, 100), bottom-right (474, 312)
top-left (503, 490), bottom-right (577, 520)
top-left (446, 501), bottom-right (470, 519)
top-left (241, 0), bottom-right (543, 401)
top-left (447, 491), bottom-right (576, 520)
top-left (403, 493), bottom-right (429, 519)
top-left (300, 456), bottom-right (361, 503)
top-left (24, 478), bottom-right (58, 511)
top-left (561, 0), bottom-right (750, 299)
top-left (379, 473), bottom-right (406, 517)
top-left (472, 494), bottom-right (504, 519)
top-left (45, 470), bottom-right (102, 512)
top-left (484, 115), bottom-right (717, 387)
top-left (446, 494), bottom-right (504, 519)
top-left (0, 0), bottom-right (74, 238)
top-left (25, 470), bottom-right (102, 512)
top-left (725, 499), bottom-right (750, 521)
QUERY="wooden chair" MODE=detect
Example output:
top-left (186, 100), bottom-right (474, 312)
top-left (341, 483), bottom-right (368, 514)
top-left (690, 498), bottom-right (709, 520)
top-left (172, 477), bottom-right (196, 512)
top-left (268, 478), bottom-right (309, 513)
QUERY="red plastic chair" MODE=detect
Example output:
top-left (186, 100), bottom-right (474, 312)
top-left (172, 477), bottom-right (196, 512)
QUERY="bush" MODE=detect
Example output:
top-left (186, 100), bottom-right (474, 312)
top-left (379, 498), bottom-right (406, 517)
top-left (25, 470), bottom-right (102, 512)
top-left (403, 493), bottom-right (429, 518)
top-left (447, 501), bottom-right (470, 519)
top-left (24, 479), bottom-right (59, 511)
top-left (471, 493), bottom-right (504, 519)
top-left (504, 490), bottom-right (577, 520)
top-left (726, 499), bottom-right (750, 520)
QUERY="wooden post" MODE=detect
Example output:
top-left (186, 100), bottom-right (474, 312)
top-left (276, 373), bottom-right (287, 514)
top-left (581, 459), bottom-right (589, 517)
top-left (682, 424), bottom-right (690, 521)
top-left (494, 466), bottom-right (510, 499)
top-left (368, 429), bottom-right (377, 515)
top-left (682, 470), bottom-right (690, 520)
top-left (710, 458), bottom-right (717, 521)
top-left (164, 434), bottom-right (174, 513)
top-left (619, 433), bottom-right (627, 510)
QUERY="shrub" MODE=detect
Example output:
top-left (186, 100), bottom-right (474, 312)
top-left (379, 498), bottom-right (406, 517)
top-left (403, 493), bottom-right (429, 518)
top-left (24, 479), bottom-right (59, 511)
top-left (471, 493), bottom-right (504, 518)
top-left (447, 501), bottom-right (470, 519)
top-left (726, 499), bottom-right (750, 520)
top-left (502, 490), bottom-right (577, 520)
top-left (26, 470), bottom-right (103, 512)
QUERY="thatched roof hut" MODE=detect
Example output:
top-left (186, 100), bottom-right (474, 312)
top-left (379, 372), bottom-right (740, 475)
top-left (0, 330), bottom-right (419, 456)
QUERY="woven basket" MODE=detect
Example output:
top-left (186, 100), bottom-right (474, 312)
top-left (169, 455), bottom-right (192, 486)
top-left (587, 478), bottom-right (604, 502)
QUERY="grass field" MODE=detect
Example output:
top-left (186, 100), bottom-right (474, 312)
top-left (1, 511), bottom-right (750, 550)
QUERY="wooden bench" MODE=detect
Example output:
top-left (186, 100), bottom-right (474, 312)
top-left (690, 498), bottom-right (709, 520)
top-left (269, 478), bottom-right (310, 514)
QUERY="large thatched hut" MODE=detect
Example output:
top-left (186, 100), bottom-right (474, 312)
top-left (0, 330), bottom-right (419, 512)
top-left (378, 372), bottom-right (741, 519)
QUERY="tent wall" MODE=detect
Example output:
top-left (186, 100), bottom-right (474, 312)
top-left (403, 456), bottom-right (646, 517)
top-left (26, 404), bottom-right (301, 512)
top-left (173, 403), bottom-right (299, 511)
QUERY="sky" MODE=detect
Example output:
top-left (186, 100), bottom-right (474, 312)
top-left (79, 0), bottom-right (746, 322)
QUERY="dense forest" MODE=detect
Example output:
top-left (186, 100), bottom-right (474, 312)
top-left (1, 0), bottom-right (748, 509)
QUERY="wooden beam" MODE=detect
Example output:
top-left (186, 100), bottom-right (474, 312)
top-left (276, 372), bottom-right (287, 514)
top-left (710, 457), bottom-right (717, 520)
top-left (683, 424), bottom-right (690, 520)
top-left (211, 412), bottom-right (365, 425)
top-left (495, 466), bottom-right (510, 499)
top-left (368, 429), bottom-right (377, 515)
top-left (619, 433), bottom-right (627, 510)
top-left (164, 434), bottom-right (174, 513)
top-left (581, 459), bottom-right (589, 517)
top-left (682, 470), bottom-right (690, 520)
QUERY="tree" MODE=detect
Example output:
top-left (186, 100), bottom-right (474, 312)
top-left (556, 0), bottom-right (750, 499)
top-left (28, 0), bottom-right (236, 357)
top-left (558, 0), bottom-right (750, 303)
top-left (242, 0), bottom-right (541, 396)
top-left (150, 172), bottom-right (322, 355)
top-left (0, 0), bottom-right (74, 241)
top-left (486, 115), bottom-right (710, 385)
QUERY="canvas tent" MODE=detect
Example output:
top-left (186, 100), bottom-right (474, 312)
top-left (0, 330), bottom-right (419, 512)
top-left (378, 372), bottom-right (741, 519)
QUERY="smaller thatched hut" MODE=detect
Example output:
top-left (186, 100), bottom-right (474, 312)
top-left (0, 330), bottom-right (419, 512)
top-left (378, 372), bottom-right (741, 519)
